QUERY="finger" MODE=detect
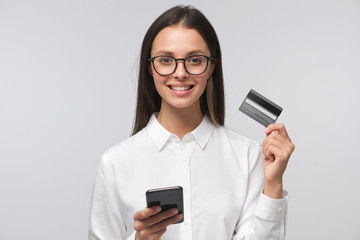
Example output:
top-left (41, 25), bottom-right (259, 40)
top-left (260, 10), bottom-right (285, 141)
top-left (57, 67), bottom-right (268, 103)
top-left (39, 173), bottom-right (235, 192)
top-left (135, 208), bottom-right (179, 231)
top-left (263, 150), bottom-right (275, 161)
top-left (136, 227), bottom-right (167, 240)
top-left (142, 208), bottom-right (179, 228)
top-left (264, 144), bottom-right (282, 161)
top-left (262, 131), bottom-right (285, 151)
top-left (133, 206), bottom-right (161, 221)
top-left (265, 123), bottom-right (290, 140)
top-left (264, 141), bottom-right (295, 166)
top-left (262, 137), bottom-right (283, 156)
top-left (148, 213), bottom-right (183, 233)
top-left (264, 130), bottom-right (295, 155)
top-left (136, 212), bottom-right (182, 238)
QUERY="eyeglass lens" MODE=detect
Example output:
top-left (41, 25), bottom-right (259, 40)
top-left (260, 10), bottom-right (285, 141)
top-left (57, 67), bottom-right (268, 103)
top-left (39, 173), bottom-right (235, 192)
top-left (153, 55), bottom-right (209, 75)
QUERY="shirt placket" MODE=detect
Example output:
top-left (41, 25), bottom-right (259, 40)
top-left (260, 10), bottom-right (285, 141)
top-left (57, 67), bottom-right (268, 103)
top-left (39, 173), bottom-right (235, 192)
top-left (177, 135), bottom-right (195, 240)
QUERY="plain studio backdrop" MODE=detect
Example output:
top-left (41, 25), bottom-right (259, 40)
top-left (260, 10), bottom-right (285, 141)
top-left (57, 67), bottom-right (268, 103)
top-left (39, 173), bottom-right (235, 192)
top-left (1, 0), bottom-right (359, 239)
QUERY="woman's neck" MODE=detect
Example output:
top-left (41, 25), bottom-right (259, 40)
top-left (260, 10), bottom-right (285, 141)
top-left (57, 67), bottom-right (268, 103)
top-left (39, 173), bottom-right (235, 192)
top-left (157, 102), bottom-right (203, 140)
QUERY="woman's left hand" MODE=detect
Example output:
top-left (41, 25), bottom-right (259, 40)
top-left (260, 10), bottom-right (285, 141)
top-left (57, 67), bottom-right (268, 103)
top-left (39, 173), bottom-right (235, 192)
top-left (262, 123), bottom-right (295, 199)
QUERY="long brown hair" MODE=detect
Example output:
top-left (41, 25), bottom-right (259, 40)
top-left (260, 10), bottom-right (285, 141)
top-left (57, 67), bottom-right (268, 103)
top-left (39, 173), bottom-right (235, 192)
top-left (132, 5), bottom-right (225, 135)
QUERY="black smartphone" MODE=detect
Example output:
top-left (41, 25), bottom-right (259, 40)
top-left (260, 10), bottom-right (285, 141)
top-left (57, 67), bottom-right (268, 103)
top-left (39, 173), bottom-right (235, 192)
top-left (146, 186), bottom-right (184, 224)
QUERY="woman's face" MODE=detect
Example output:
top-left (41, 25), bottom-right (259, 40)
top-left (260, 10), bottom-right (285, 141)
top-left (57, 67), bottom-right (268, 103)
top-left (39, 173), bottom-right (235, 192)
top-left (150, 25), bottom-right (214, 112)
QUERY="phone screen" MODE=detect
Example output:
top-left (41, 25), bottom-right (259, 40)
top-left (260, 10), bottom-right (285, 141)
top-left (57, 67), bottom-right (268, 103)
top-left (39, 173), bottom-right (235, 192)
top-left (146, 186), bottom-right (184, 223)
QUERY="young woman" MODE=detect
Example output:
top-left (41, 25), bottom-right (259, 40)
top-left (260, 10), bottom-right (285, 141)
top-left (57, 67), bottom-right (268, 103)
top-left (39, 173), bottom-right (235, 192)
top-left (89, 5), bottom-right (295, 240)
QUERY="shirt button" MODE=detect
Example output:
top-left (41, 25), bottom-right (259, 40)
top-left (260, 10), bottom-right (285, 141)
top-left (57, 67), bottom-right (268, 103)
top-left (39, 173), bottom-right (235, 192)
top-left (278, 207), bottom-right (283, 212)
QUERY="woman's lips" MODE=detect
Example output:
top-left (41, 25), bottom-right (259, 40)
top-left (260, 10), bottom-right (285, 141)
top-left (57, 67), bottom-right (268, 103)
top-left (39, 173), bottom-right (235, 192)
top-left (169, 85), bottom-right (192, 91)
top-left (168, 84), bottom-right (194, 96)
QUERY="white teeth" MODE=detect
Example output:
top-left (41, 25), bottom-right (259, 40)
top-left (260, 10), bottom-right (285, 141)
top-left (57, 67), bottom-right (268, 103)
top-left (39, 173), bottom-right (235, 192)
top-left (171, 86), bottom-right (191, 91)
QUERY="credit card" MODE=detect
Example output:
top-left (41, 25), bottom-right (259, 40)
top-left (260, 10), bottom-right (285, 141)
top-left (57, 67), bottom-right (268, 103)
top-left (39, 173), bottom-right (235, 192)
top-left (239, 89), bottom-right (283, 127)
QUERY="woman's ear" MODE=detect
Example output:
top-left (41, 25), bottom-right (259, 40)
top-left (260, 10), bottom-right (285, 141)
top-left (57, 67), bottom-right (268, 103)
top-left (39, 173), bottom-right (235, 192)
top-left (210, 58), bottom-right (217, 74)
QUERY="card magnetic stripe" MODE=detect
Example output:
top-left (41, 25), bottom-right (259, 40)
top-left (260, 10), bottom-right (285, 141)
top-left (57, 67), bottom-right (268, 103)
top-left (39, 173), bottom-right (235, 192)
top-left (240, 102), bottom-right (275, 127)
top-left (247, 90), bottom-right (282, 116)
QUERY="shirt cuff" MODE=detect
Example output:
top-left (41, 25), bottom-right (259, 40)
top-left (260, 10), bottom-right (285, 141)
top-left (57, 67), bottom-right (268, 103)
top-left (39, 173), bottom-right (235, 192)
top-left (254, 189), bottom-right (288, 222)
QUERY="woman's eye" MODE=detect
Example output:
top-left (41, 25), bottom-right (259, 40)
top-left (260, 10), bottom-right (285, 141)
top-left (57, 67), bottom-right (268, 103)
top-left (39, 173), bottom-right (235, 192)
top-left (159, 57), bottom-right (173, 63)
top-left (188, 56), bottom-right (203, 64)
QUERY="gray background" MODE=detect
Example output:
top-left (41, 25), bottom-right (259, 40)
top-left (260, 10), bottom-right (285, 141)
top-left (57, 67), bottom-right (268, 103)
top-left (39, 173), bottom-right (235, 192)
top-left (1, 0), bottom-right (359, 239)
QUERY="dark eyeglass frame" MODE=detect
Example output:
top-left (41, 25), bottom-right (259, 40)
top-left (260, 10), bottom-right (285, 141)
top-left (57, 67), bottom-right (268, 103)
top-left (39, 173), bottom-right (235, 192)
top-left (147, 55), bottom-right (214, 76)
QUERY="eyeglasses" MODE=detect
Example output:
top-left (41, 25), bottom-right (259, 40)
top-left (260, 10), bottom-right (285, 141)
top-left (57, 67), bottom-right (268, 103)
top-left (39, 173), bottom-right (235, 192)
top-left (148, 55), bottom-right (214, 76)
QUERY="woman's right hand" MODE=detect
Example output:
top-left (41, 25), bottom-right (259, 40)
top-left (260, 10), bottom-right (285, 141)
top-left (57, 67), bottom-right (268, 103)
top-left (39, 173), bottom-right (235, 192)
top-left (133, 206), bottom-right (183, 240)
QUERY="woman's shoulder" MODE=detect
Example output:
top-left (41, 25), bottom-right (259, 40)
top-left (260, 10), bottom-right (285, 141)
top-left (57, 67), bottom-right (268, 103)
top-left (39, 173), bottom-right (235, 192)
top-left (215, 126), bottom-right (262, 168)
top-left (219, 125), bottom-right (260, 148)
top-left (101, 128), bottom-right (147, 163)
top-left (214, 125), bottom-right (262, 160)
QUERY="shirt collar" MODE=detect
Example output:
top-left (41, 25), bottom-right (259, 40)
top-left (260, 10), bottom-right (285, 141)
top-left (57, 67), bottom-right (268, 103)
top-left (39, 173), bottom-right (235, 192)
top-left (147, 113), bottom-right (215, 151)
top-left (191, 115), bottom-right (215, 150)
top-left (147, 114), bottom-right (172, 151)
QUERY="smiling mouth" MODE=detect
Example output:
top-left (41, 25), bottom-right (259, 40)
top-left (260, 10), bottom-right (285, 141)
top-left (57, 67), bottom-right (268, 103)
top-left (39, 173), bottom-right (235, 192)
top-left (169, 85), bottom-right (194, 91)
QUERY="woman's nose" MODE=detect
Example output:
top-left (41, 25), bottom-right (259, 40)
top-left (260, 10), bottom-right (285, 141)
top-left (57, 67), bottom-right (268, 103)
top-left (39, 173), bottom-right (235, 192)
top-left (172, 60), bottom-right (189, 79)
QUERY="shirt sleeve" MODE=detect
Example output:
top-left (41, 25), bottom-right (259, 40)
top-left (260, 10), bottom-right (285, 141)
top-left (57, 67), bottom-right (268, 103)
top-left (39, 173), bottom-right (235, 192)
top-left (233, 146), bottom-right (288, 240)
top-left (88, 152), bottom-right (132, 240)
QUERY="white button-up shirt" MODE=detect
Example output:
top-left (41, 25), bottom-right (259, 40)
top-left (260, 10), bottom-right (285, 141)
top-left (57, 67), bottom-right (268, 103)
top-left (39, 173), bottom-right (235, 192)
top-left (89, 114), bottom-right (288, 240)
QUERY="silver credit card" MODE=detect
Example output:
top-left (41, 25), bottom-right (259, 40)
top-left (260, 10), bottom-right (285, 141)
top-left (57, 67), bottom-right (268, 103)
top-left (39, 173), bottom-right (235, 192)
top-left (239, 89), bottom-right (283, 127)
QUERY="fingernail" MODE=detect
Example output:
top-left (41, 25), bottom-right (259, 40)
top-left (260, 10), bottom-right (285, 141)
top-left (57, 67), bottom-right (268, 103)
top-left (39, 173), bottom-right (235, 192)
top-left (171, 209), bottom-right (179, 214)
top-left (265, 127), bottom-right (268, 132)
top-left (154, 206), bottom-right (161, 212)
top-left (177, 214), bottom-right (183, 219)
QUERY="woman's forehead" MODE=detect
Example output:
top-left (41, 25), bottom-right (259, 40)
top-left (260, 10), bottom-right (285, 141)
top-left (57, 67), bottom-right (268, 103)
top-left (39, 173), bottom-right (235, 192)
top-left (151, 26), bottom-right (210, 56)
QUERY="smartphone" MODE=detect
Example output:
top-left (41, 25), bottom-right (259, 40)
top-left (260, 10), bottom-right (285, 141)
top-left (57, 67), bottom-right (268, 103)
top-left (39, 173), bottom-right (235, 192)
top-left (146, 186), bottom-right (184, 224)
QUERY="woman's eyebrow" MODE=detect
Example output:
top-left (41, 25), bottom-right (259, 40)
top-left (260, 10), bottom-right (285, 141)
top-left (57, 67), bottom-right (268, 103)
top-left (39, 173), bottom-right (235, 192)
top-left (187, 50), bottom-right (206, 55)
top-left (154, 50), bottom-right (174, 55)
top-left (153, 50), bottom-right (207, 56)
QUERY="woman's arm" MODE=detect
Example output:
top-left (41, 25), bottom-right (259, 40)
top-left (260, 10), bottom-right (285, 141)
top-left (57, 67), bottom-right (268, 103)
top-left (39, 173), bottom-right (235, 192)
top-left (88, 153), bottom-right (128, 240)
top-left (262, 124), bottom-right (295, 199)
top-left (233, 123), bottom-right (294, 240)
